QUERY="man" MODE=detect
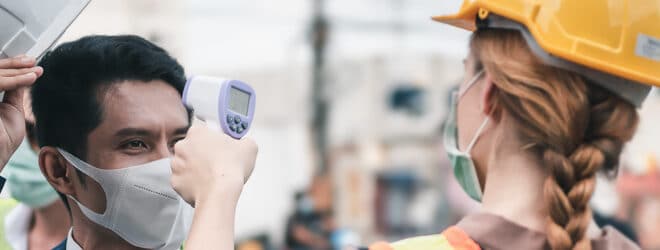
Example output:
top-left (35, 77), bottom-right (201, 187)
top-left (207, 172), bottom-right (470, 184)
top-left (32, 35), bottom-right (193, 250)
top-left (285, 189), bottom-right (335, 250)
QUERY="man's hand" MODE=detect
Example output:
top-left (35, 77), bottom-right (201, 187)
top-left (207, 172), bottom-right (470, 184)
top-left (0, 56), bottom-right (43, 171)
top-left (171, 122), bottom-right (257, 207)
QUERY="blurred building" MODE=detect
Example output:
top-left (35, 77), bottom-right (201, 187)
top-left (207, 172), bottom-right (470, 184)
top-left (324, 54), bottom-right (464, 242)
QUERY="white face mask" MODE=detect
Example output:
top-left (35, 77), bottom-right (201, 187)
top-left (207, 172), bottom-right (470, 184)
top-left (58, 149), bottom-right (193, 250)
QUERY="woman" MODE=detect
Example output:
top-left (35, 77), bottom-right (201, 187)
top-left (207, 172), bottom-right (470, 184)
top-left (375, 1), bottom-right (659, 248)
top-left (169, 1), bottom-right (659, 250)
top-left (0, 92), bottom-right (70, 250)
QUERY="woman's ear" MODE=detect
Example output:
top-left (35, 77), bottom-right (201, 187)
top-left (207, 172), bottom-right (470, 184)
top-left (39, 147), bottom-right (76, 195)
top-left (480, 73), bottom-right (499, 120)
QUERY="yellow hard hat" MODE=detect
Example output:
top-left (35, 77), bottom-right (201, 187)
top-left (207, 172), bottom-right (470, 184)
top-left (434, 0), bottom-right (660, 107)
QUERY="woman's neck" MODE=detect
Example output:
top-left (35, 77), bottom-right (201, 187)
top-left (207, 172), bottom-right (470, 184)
top-left (480, 145), bottom-right (548, 233)
top-left (478, 143), bottom-right (604, 240)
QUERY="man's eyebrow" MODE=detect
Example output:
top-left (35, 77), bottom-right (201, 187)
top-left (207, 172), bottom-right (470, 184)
top-left (174, 126), bottom-right (189, 135)
top-left (114, 128), bottom-right (153, 137)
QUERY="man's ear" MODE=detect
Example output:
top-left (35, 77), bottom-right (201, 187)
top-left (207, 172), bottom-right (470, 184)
top-left (39, 147), bottom-right (76, 195)
top-left (480, 73), bottom-right (499, 121)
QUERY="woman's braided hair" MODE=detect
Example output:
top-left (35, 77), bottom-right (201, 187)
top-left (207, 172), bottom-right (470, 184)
top-left (470, 29), bottom-right (639, 250)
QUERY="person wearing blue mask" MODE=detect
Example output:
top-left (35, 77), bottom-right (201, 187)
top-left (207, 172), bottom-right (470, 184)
top-left (0, 111), bottom-right (71, 250)
top-left (285, 191), bottom-right (332, 250)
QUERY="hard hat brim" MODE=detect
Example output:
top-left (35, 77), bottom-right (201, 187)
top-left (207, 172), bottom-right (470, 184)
top-left (431, 1), bottom-right (481, 32)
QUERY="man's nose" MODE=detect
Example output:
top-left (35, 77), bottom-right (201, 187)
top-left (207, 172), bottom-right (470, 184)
top-left (154, 139), bottom-right (174, 159)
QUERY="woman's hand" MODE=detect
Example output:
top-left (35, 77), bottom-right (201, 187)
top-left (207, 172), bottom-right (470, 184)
top-left (0, 56), bottom-right (42, 171)
top-left (171, 122), bottom-right (258, 250)
top-left (171, 121), bottom-right (258, 206)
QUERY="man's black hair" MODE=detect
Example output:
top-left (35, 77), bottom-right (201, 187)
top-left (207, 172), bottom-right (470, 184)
top-left (32, 35), bottom-right (187, 159)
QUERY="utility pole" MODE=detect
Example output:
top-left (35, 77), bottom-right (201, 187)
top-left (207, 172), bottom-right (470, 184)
top-left (310, 0), bottom-right (329, 174)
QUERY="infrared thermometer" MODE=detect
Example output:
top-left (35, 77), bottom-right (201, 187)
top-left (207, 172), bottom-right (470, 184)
top-left (182, 76), bottom-right (256, 139)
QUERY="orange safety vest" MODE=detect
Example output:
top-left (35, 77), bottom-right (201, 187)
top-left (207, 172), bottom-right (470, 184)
top-left (368, 226), bottom-right (481, 250)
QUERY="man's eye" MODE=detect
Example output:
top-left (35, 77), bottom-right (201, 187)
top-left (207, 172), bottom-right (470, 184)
top-left (125, 140), bottom-right (147, 149)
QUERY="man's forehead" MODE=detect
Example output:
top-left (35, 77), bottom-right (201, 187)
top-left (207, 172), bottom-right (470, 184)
top-left (97, 80), bottom-right (188, 131)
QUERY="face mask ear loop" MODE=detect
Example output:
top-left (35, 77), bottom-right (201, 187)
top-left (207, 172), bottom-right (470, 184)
top-left (458, 70), bottom-right (485, 98)
top-left (457, 70), bottom-right (488, 154)
top-left (465, 117), bottom-right (490, 154)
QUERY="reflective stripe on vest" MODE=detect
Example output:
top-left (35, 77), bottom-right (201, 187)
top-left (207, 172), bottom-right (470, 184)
top-left (368, 226), bottom-right (481, 250)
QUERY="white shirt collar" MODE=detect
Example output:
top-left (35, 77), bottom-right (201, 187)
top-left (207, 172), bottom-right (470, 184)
top-left (66, 228), bottom-right (83, 250)
top-left (4, 203), bottom-right (32, 250)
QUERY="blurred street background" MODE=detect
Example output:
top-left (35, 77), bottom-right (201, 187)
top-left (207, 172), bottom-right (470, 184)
top-left (2, 1), bottom-right (658, 249)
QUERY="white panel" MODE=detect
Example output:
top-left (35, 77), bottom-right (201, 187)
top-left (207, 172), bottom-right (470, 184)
top-left (0, 0), bottom-right (90, 58)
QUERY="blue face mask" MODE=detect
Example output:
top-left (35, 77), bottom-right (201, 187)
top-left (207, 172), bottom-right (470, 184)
top-left (298, 196), bottom-right (315, 215)
top-left (3, 139), bottom-right (59, 208)
top-left (443, 70), bottom-right (488, 202)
